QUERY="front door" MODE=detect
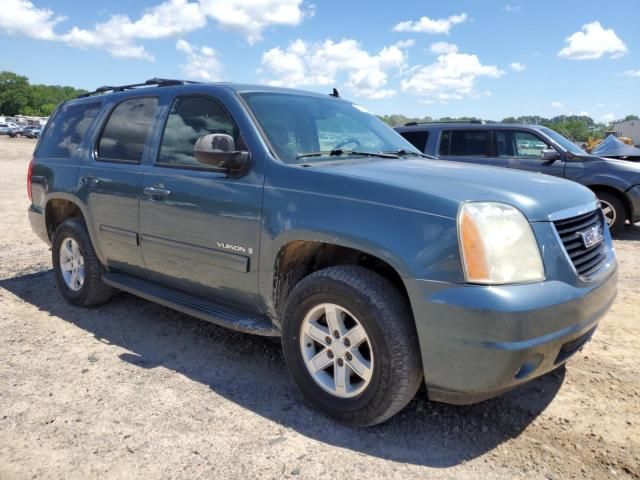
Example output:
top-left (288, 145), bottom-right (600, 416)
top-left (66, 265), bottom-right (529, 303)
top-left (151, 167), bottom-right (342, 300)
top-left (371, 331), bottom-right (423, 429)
top-left (139, 93), bottom-right (263, 313)
top-left (498, 130), bottom-right (565, 177)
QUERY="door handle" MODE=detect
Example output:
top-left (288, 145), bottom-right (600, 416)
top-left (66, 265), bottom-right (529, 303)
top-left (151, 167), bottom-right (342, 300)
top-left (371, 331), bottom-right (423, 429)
top-left (81, 176), bottom-right (99, 188)
top-left (143, 185), bottom-right (171, 197)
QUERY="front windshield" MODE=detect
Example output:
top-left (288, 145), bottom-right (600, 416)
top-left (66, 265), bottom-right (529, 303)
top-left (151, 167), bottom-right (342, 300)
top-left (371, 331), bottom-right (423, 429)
top-left (241, 92), bottom-right (421, 164)
top-left (540, 127), bottom-right (586, 155)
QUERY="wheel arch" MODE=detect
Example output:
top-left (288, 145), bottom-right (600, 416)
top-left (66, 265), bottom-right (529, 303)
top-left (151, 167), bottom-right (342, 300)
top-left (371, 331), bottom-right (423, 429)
top-left (267, 232), bottom-right (412, 328)
top-left (588, 184), bottom-right (631, 221)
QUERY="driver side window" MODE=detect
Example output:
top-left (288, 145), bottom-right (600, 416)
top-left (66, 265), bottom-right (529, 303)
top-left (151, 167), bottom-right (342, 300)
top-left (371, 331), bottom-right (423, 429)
top-left (158, 95), bottom-right (242, 167)
top-left (496, 130), bottom-right (552, 158)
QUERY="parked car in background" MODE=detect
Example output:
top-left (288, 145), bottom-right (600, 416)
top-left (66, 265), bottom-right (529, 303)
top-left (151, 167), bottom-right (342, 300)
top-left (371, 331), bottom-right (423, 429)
top-left (28, 79), bottom-right (617, 426)
top-left (23, 127), bottom-right (42, 139)
top-left (0, 123), bottom-right (15, 134)
top-left (8, 125), bottom-right (30, 137)
top-left (396, 121), bottom-right (640, 234)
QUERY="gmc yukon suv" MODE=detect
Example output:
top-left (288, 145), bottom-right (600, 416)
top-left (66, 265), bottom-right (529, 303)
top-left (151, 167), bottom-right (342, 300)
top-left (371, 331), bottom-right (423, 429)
top-left (28, 79), bottom-right (618, 426)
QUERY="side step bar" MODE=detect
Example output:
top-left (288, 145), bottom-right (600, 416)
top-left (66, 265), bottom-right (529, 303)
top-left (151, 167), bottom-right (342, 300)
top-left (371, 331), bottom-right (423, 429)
top-left (103, 272), bottom-right (280, 337)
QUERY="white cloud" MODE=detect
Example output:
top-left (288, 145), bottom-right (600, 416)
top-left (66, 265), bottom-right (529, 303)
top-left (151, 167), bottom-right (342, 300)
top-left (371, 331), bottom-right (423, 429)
top-left (0, 0), bottom-right (308, 59)
top-left (577, 111), bottom-right (590, 116)
top-left (176, 39), bottom-right (222, 80)
top-left (393, 13), bottom-right (467, 35)
top-left (551, 101), bottom-right (564, 108)
top-left (61, 0), bottom-right (205, 60)
top-left (622, 69), bottom-right (640, 77)
top-left (261, 38), bottom-right (409, 99)
top-left (400, 51), bottom-right (503, 101)
top-left (510, 62), bottom-right (526, 72)
top-left (601, 113), bottom-right (616, 122)
top-left (394, 39), bottom-right (415, 49)
top-left (430, 42), bottom-right (458, 54)
top-left (0, 0), bottom-right (64, 40)
top-left (505, 4), bottom-right (522, 12)
top-left (198, 0), bottom-right (306, 44)
top-left (558, 21), bottom-right (627, 60)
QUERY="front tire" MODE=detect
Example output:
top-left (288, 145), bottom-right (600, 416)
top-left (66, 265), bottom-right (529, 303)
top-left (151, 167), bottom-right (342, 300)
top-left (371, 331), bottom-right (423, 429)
top-left (281, 265), bottom-right (422, 426)
top-left (596, 191), bottom-right (626, 235)
top-left (52, 218), bottom-right (113, 307)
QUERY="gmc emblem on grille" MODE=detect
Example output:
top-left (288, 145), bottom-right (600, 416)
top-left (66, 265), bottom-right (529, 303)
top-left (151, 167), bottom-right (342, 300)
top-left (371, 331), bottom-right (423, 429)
top-left (578, 225), bottom-right (604, 249)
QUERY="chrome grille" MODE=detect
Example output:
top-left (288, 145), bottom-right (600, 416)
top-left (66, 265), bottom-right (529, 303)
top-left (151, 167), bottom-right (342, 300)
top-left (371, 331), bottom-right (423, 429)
top-left (553, 209), bottom-right (607, 279)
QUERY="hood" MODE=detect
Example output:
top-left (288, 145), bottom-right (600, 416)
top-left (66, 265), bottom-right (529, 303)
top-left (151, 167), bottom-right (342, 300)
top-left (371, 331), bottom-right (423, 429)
top-left (318, 159), bottom-right (597, 222)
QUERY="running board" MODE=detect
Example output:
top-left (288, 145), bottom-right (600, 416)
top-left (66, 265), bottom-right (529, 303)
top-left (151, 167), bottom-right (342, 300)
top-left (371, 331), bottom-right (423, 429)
top-left (103, 272), bottom-right (279, 337)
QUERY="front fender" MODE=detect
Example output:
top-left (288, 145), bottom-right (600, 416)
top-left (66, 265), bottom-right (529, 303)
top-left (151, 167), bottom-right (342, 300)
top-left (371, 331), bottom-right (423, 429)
top-left (258, 183), bottom-right (463, 313)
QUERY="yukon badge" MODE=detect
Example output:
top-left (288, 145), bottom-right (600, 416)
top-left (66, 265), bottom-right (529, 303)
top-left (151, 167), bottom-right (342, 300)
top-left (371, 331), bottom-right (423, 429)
top-left (217, 242), bottom-right (253, 255)
top-left (578, 225), bottom-right (604, 249)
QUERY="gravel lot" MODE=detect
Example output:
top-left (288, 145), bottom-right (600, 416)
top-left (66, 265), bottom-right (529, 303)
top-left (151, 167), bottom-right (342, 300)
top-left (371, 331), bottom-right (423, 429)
top-left (0, 136), bottom-right (638, 479)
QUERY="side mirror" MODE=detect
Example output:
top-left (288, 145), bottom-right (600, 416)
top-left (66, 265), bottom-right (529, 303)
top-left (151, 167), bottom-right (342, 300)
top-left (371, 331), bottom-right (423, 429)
top-left (540, 149), bottom-right (560, 162)
top-left (194, 133), bottom-right (251, 177)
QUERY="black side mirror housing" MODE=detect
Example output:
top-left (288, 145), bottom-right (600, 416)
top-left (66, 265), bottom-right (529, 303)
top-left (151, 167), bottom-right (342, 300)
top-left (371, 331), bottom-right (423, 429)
top-left (540, 149), bottom-right (560, 162)
top-left (194, 133), bottom-right (251, 177)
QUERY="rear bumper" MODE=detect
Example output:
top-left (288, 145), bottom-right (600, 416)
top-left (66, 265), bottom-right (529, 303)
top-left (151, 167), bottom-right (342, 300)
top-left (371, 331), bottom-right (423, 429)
top-left (407, 261), bottom-right (618, 405)
top-left (28, 205), bottom-right (49, 245)
top-left (627, 185), bottom-right (640, 223)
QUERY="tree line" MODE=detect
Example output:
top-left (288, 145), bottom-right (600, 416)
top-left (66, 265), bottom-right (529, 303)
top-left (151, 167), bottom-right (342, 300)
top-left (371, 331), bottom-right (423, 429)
top-left (0, 71), bottom-right (87, 117)
top-left (1, 70), bottom-right (637, 142)
top-left (378, 114), bottom-right (640, 143)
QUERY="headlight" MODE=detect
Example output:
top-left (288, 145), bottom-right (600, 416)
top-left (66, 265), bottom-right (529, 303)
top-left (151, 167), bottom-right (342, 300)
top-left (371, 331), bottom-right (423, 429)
top-left (458, 202), bottom-right (545, 284)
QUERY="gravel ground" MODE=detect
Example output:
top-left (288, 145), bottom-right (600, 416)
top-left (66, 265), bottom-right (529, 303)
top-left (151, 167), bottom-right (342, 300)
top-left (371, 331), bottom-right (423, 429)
top-left (0, 136), bottom-right (638, 480)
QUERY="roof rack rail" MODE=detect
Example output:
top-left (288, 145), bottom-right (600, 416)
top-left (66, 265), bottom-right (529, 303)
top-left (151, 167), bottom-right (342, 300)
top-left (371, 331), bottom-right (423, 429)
top-left (404, 119), bottom-right (486, 126)
top-left (76, 78), bottom-right (200, 98)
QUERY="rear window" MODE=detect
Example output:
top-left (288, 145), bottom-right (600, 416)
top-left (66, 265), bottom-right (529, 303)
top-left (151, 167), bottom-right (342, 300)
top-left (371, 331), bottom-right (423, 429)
top-left (399, 130), bottom-right (429, 153)
top-left (97, 97), bottom-right (159, 163)
top-left (37, 102), bottom-right (101, 158)
top-left (439, 130), bottom-right (491, 156)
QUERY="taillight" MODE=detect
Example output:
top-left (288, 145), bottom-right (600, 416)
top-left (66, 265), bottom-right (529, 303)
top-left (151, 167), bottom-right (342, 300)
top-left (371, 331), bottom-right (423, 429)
top-left (27, 156), bottom-right (34, 202)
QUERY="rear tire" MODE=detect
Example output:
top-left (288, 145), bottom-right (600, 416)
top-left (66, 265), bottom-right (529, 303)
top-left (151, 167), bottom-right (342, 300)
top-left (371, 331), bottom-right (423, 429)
top-left (595, 191), bottom-right (626, 235)
top-left (281, 265), bottom-right (423, 426)
top-left (52, 218), bottom-right (114, 307)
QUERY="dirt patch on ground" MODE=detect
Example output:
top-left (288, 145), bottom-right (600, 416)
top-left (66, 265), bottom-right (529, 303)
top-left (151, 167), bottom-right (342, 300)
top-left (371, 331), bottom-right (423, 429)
top-left (0, 136), bottom-right (638, 479)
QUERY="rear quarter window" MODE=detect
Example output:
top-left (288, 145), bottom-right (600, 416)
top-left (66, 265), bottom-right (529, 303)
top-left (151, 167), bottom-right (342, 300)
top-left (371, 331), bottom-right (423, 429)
top-left (37, 102), bottom-right (102, 158)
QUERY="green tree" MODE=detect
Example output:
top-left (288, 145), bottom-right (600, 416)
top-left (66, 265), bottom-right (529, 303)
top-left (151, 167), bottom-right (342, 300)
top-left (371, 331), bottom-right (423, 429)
top-left (0, 71), bottom-right (87, 116)
top-left (0, 71), bottom-right (31, 116)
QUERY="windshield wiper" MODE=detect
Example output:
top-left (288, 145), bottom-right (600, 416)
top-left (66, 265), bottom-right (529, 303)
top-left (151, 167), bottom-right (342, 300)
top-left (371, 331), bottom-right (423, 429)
top-left (384, 149), bottom-right (433, 159)
top-left (296, 149), bottom-right (399, 160)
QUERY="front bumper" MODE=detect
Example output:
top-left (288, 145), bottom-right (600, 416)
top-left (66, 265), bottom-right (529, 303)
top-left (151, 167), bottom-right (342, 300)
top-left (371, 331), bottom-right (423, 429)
top-left (627, 185), bottom-right (640, 223)
top-left (406, 260), bottom-right (618, 405)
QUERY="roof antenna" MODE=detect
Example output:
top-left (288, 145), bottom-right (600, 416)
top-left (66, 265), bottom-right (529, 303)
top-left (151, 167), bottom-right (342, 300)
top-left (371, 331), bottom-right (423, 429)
top-left (329, 88), bottom-right (340, 98)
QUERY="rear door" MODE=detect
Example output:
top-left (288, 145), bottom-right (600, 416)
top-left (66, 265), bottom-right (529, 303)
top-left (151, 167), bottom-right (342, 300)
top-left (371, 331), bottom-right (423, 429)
top-left (138, 92), bottom-right (264, 313)
top-left (497, 129), bottom-right (565, 177)
top-left (79, 96), bottom-right (161, 276)
top-left (437, 129), bottom-right (509, 168)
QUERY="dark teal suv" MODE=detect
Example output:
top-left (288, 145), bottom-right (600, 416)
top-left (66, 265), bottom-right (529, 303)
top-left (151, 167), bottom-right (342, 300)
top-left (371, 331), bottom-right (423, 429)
top-left (28, 79), bottom-right (617, 426)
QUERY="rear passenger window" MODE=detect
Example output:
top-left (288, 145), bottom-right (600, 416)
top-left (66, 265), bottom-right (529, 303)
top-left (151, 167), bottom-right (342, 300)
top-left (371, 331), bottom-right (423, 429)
top-left (157, 95), bottom-right (240, 167)
top-left (447, 130), bottom-right (491, 156)
top-left (97, 97), bottom-right (158, 163)
top-left (37, 102), bottom-right (101, 158)
top-left (399, 131), bottom-right (429, 153)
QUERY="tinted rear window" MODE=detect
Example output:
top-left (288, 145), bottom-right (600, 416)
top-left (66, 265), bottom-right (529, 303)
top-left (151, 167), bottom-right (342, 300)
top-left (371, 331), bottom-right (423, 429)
top-left (98, 97), bottom-right (158, 163)
top-left (439, 130), bottom-right (490, 156)
top-left (37, 102), bottom-right (101, 158)
top-left (399, 131), bottom-right (429, 152)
